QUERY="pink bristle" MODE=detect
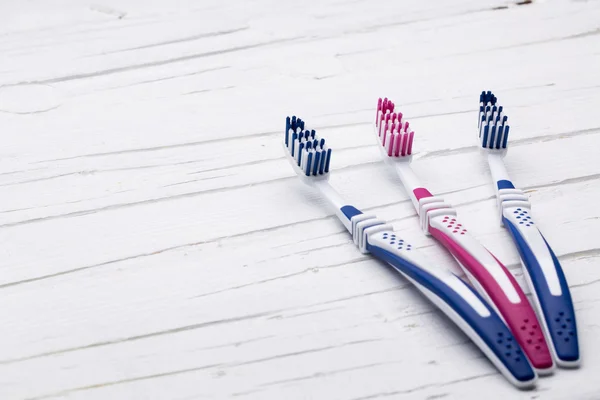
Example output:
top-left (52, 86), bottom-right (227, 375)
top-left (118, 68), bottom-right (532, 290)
top-left (404, 121), bottom-right (410, 132)
top-left (378, 114), bottom-right (385, 136)
top-left (389, 101), bottom-right (394, 113)
top-left (397, 112), bottom-right (403, 122)
top-left (407, 131), bottom-right (414, 155)
top-left (387, 133), bottom-right (394, 156)
top-left (377, 98), bottom-right (382, 112)
top-left (394, 132), bottom-right (402, 156)
top-left (401, 132), bottom-right (409, 156)
top-left (382, 121), bottom-right (389, 145)
top-left (376, 98), bottom-right (382, 126)
top-left (382, 98), bottom-right (388, 112)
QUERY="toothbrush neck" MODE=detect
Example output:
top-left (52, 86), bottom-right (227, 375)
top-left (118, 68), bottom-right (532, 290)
top-left (313, 179), bottom-right (353, 233)
top-left (394, 162), bottom-right (427, 212)
top-left (487, 152), bottom-right (514, 191)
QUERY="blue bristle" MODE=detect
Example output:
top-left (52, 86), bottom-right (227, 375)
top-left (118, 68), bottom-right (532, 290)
top-left (291, 132), bottom-right (297, 157)
top-left (324, 149), bottom-right (332, 173)
top-left (291, 116), bottom-right (297, 130)
top-left (319, 138), bottom-right (325, 149)
top-left (318, 149), bottom-right (326, 174)
top-left (312, 139), bottom-right (318, 149)
top-left (482, 125), bottom-right (489, 148)
top-left (502, 126), bottom-right (510, 148)
top-left (479, 115), bottom-right (485, 134)
top-left (310, 129), bottom-right (316, 139)
top-left (313, 151), bottom-right (321, 175)
top-left (497, 125), bottom-right (504, 148)
top-left (297, 142), bottom-right (304, 166)
top-left (305, 152), bottom-right (313, 176)
top-left (306, 141), bottom-right (312, 150)
top-left (299, 119), bottom-right (305, 130)
top-left (495, 125), bottom-right (503, 149)
top-left (285, 117), bottom-right (291, 145)
top-left (489, 125), bottom-right (496, 149)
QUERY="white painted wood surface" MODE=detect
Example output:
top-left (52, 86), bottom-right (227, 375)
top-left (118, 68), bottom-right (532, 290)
top-left (1, 0), bottom-right (599, 398)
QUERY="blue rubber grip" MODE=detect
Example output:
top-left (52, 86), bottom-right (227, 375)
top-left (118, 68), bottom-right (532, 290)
top-left (341, 205), bottom-right (362, 220)
top-left (367, 243), bottom-right (536, 383)
top-left (497, 179), bottom-right (515, 190)
top-left (503, 217), bottom-right (579, 363)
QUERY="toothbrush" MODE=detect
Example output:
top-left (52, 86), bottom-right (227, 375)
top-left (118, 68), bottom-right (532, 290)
top-left (477, 91), bottom-right (580, 367)
top-left (284, 116), bottom-right (537, 388)
top-left (372, 98), bottom-right (554, 374)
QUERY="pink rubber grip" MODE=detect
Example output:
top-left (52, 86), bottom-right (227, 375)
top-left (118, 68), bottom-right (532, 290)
top-left (430, 227), bottom-right (554, 371)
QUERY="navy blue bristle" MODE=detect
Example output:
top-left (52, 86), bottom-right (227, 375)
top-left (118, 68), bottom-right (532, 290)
top-left (313, 151), bottom-right (321, 175)
top-left (497, 125), bottom-right (504, 148)
top-left (324, 149), bottom-right (332, 173)
top-left (299, 120), bottom-right (305, 130)
top-left (495, 126), bottom-right (503, 149)
top-left (489, 125), bottom-right (496, 149)
top-left (482, 125), bottom-right (489, 148)
top-left (319, 138), bottom-right (325, 148)
top-left (502, 126), bottom-right (510, 148)
top-left (318, 149), bottom-right (326, 174)
top-left (291, 132), bottom-right (297, 156)
top-left (285, 117), bottom-right (291, 145)
top-left (305, 152), bottom-right (313, 176)
top-left (297, 142), bottom-right (304, 166)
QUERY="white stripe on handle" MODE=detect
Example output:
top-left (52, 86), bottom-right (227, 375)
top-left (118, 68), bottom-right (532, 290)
top-left (367, 231), bottom-right (537, 388)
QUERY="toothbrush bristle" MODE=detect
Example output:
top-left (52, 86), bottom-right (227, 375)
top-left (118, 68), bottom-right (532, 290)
top-left (375, 97), bottom-right (414, 157)
top-left (478, 90), bottom-right (510, 150)
top-left (284, 116), bottom-right (331, 176)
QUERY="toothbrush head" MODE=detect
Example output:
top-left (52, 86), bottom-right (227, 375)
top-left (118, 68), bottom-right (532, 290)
top-left (478, 90), bottom-right (510, 151)
top-left (375, 97), bottom-right (414, 158)
top-left (284, 116), bottom-right (332, 180)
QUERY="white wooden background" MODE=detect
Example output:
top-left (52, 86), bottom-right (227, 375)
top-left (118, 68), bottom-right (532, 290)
top-left (1, 0), bottom-right (599, 399)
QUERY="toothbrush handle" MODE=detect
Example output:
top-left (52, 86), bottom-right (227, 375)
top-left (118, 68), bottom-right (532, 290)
top-left (502, 210), bottom-right (579, 367)
top-left (366, 231), bottom-right (536, 388)
top-left (428, 218), bottom-right (554, 372)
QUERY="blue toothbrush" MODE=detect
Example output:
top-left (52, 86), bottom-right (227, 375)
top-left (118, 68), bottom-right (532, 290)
top-left (477, 91), bottom-right (580, 368)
